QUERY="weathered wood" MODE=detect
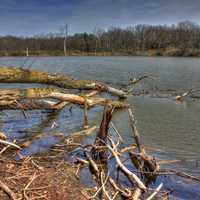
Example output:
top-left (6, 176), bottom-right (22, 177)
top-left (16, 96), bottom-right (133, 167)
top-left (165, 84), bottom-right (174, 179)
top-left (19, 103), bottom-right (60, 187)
top-left (109, 177), bottom-right (131, 198)
top-left (0, 88), bottom-right (128, 109)
top-left (91, 105), bottom-right (114, 161)
top-left (128, 108), bottom-right (159, 182)
top-left (107, 139), bottom-right (147, 191)
top-left (0, 67), bottom-right (127, 98)
top-left (0, 139), bottom-right (21, 149)
top-left (128, 108), bottom-right (144, 154)
top-left (0, 91), bottom-right (99, 110)
top-left (175, 89), bottom-right (200, 101)
top-left (0, 180), bottom-right (18, 200)
top-left (146, 183), bottom-right (163, 200)
top-left (129, 75), bottom-right (150, 85)
top-left (96, 105), bottom-right (114, 144)
top-left (83, 98), bottom-right (89, 129)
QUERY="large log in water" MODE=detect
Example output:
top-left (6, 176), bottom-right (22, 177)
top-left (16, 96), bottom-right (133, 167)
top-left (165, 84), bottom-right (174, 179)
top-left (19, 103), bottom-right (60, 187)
top-left (0, 67), bottom-right (127, 98)
top-left (91, 105), bottom-right (114, 161)
top-left (0, 88), bottom-right (128, 109)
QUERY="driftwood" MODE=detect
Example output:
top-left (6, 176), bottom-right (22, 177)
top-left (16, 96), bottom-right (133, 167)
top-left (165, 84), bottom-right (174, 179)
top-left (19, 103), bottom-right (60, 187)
top-left (175, 90), bottom-right (192, 101)
top-left (128, 108), bottom-right (159, 183)
top-left (129, 75), bottom-right (151, 85)
top-left (175, 89), bottom-right (200, 101)
top-left (146, 183), bottom-right (163, 200)
top-left (128, 108), bottom-right (144, 154)
top-left (0, 180), bottom-right (17, 200)
top-left (108, 177), bottom-right (132, 198)
top-left (91, 105), bottom-right (114, 161)
top-left (0, 67), bottom-right (127, 98)
top-left (0, 88), bottom-right (128, 109)
top-left (0, 139), bottom-right (21, 149)
top-left (0, 90), bottom-right (98, 110)
top-left (107, 139), bottom-right (147, 191)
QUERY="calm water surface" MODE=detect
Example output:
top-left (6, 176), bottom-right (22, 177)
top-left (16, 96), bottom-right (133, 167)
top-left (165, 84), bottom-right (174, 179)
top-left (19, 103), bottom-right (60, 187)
top-left (0, 56), bottom-right (200, 199)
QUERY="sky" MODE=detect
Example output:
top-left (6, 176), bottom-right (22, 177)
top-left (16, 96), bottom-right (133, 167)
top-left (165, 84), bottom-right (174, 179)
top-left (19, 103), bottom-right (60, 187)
top-left (1, 0), bottom-right (200, 36)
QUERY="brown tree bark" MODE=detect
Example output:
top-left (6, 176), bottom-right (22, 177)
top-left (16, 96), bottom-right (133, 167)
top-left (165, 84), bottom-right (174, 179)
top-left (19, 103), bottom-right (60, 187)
top-left (91, 105), bottom-right (114, 161)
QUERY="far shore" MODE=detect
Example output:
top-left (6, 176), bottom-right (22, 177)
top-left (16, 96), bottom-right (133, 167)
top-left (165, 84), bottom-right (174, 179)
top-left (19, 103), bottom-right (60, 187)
top-left (1, 48), bottom-right (200, 58)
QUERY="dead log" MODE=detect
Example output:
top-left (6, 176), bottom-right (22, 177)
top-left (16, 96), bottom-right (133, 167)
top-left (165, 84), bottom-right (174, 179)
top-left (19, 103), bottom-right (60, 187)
top-left (108, 177), bottom-right (132, 198)
top-left (146, 183), bottom-right (163, 200)
top-left (91, 105), bottom-right (114, 162)
top-left (175, 90), bottom-right (192, 101)
top-left (0, 138), bottom-right (21, 149)
top-left (129, 75), bottom-right (151, 85)
top-left (0, 90), bottom-right (99, 110)
top-left (83, 97), bottom-right (89, 129)
top-left (128, 108), bottom-right (145, 154)
top-left (0, 67), bottom-right (127, 98)
top-left (175, 89), bottom-right (200, 101)
top-left (0, 180), bottom-right (18, 200)
top-left (107, 139), bottom-right (147, 191)
top-left (0, 88), bottom-right (128, 109)
top-left (128, 108), bottom-right (159, 182)
top-left (132, 187), bottom-right (142, 200)
top-left (95, 105), bottom-right (114, 144)
top-left (129, 152), bottom-right (159, 182)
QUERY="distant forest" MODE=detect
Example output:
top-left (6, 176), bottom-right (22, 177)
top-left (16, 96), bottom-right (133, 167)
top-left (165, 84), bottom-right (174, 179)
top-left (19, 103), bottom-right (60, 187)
top-left (1, 21), bottom-right (200, 57)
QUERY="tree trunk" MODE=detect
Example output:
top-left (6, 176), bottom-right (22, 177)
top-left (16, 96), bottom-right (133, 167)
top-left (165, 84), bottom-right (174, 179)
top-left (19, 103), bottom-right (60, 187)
top-left (0, 88), bottom-right (128, 109)
top-left (91, 105), bottom-right (114, 161)
top-left (0, 67), bottom-right (127, 98)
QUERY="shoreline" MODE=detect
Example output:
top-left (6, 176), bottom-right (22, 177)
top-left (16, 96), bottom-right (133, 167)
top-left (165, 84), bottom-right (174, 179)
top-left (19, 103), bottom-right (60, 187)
top-left (0, 150), bottom-right (89, 200)
top-left (1, 48), bottom-right (200, 58)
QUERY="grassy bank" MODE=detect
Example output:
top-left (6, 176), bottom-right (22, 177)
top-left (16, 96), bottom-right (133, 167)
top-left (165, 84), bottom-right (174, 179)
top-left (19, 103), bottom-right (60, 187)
top-left (1, 48), bottom-right (200, 57)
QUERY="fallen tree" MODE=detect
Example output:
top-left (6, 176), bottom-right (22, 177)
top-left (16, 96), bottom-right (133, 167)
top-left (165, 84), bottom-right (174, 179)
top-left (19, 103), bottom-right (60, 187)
top-left (0, 88), bottom-right (128, 109)
top-left (0, 67), bottom-right (127, 98)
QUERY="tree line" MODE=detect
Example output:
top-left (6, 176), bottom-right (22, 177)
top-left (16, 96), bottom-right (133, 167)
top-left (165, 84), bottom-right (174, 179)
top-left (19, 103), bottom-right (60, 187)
top-left (1, 21), bottom-right (200, 56)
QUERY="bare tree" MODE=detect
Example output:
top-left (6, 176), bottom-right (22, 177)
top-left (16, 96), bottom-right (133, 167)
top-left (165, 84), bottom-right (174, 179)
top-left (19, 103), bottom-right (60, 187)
top-left (1, 21), bottom-right (200, 56)
top-left (63, 24), bottom-right (69, 56)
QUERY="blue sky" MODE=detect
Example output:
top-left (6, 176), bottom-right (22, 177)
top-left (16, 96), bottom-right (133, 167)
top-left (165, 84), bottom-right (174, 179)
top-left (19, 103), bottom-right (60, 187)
top-left (1, 0), bottom-right (200, 36)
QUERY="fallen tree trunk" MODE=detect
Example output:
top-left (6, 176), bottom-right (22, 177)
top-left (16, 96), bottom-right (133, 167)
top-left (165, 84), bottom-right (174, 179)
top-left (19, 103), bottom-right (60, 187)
top-left (107, 139), bottom-right (147, 191)
top-left (0, 67), bottom-right (127, 98)
top-left (128, 108), bottom-right (159, 183)
top-left (0, 91), bottom-right (99, 110)
top-left (91, 105), bottom-right (114, 161)
top-left (0, 88), bottom-right (128, 109)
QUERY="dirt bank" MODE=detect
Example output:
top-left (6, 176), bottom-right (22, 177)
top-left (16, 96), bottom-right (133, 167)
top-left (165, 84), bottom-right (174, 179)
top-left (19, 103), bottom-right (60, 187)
top-left (0, 149), bottom-right (89, 200)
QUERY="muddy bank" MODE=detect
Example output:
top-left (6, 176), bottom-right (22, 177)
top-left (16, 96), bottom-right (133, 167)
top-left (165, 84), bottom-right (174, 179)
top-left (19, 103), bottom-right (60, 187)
top-left (0, 149), bottom-right (89, 200)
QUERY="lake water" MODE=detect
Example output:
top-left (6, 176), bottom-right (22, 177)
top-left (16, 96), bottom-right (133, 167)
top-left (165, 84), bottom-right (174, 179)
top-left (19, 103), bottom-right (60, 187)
top-left (0, 56), bottom-right (200, 199)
